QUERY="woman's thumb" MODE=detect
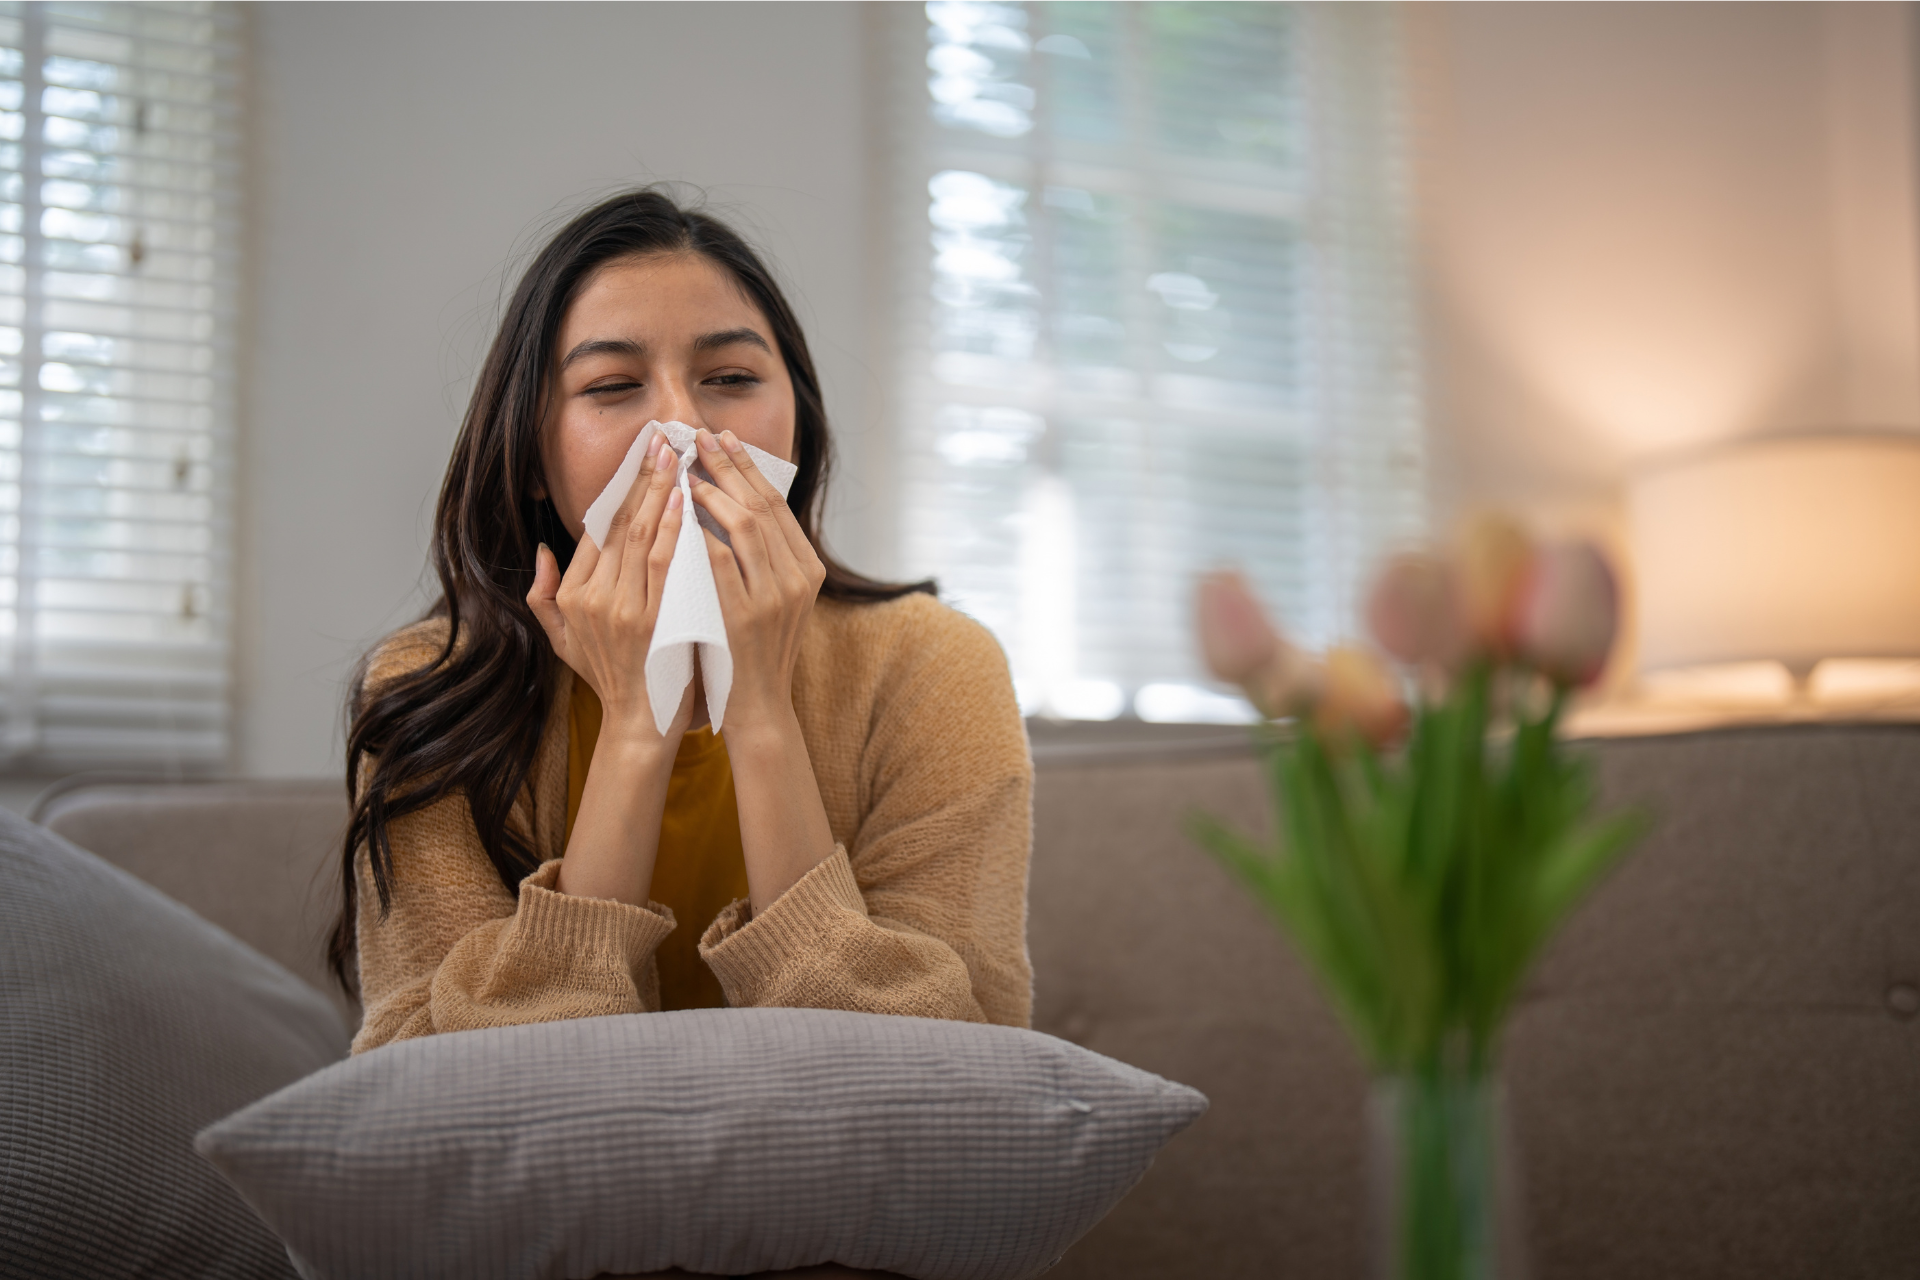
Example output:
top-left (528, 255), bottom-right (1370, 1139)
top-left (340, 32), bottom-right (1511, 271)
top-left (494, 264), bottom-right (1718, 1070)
top-left (527, 543), bottom-right (567, 655)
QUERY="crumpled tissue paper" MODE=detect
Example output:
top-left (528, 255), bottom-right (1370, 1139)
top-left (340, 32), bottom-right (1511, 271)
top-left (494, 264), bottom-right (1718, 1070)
top-left (580, 420), bottom-right (798, 735)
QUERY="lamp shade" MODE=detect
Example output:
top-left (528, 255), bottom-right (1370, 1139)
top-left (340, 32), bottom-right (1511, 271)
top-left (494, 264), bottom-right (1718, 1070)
top-left (1628, 434), bottom-right (1920, 675)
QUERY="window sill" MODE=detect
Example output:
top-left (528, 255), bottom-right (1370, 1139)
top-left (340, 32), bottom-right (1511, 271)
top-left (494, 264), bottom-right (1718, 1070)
top-left (1024, 718), bottom-right (1257, 768)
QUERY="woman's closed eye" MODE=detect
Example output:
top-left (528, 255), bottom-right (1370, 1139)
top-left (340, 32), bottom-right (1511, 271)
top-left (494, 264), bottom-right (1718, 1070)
top-left (583, 379), bottom-right (642, 398)
top-left (704, 371), bottom-right (761, 390)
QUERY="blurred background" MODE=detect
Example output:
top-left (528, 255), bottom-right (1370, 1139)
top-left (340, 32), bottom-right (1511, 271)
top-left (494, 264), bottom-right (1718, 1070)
top-left (0, 0), bottom-right (1916, 793)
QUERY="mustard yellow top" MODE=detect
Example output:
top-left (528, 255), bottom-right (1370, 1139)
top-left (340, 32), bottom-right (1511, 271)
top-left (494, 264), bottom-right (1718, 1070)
top-left (563, 677), bottom-right (749, 1011)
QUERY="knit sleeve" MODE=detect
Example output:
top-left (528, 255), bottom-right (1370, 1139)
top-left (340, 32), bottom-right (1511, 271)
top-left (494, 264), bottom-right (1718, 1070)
top-left (351, 826), bottom-right (677, 1054)
top-left (347, 628), bottom-right (677, 1055)
top-left (698, 601), bottom-right (1033, 1027)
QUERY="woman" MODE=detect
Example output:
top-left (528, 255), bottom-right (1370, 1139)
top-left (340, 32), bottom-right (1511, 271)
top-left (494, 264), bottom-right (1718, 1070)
top-left (331, 189), bottom-right (1032, 1053)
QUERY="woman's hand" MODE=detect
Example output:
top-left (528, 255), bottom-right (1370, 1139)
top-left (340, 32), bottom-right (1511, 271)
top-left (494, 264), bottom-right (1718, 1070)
top-left (688, 427), bottom-right (836, 914)
top-left (687, 427), bottom-right (826, 739)
top-left (528, 431), bottom-right (693, 751)
top-left (526, 431), bottom-right (693, 908)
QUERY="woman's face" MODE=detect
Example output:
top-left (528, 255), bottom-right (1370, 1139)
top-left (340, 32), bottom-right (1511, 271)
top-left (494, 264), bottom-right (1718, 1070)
top-left (537, 251), bottom-right (797, 537)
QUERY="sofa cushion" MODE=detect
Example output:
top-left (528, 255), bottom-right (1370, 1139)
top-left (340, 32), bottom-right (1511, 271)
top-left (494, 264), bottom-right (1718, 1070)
top-left (35, 778), bottom-right (355, 1028)
top-left (196, 1007), bottom-right (1207, 1280)
top-left (0, 807), bottom-right (351, 1278)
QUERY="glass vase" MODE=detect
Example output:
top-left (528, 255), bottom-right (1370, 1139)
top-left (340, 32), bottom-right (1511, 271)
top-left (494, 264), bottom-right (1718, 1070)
top-left (1367, 1064), bottom-right (1525, 1280)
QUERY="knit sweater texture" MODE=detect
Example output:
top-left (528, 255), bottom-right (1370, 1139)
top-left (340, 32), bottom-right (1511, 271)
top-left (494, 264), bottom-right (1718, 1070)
top-left (350, 592), bottom-right (1034, 1053)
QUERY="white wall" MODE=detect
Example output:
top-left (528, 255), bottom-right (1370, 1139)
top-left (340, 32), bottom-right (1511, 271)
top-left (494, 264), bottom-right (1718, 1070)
top-left (238, 2), bottom-right (876, 777)
top-left (1409, 1), bottom-right (1920, 531)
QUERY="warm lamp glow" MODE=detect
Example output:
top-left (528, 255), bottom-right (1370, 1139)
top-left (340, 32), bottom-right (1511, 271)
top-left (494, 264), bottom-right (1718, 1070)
top-left (1638, 661), bottom-right (1794, 706)
top-left (1810, 659), bottom-right (1920, 705)
top-left (1628, 434), bottom-right (1920, 679)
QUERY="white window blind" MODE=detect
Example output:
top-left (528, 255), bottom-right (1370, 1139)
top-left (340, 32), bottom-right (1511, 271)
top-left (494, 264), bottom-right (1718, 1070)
top-left (0, 1), bottom-right (239, 770)
top-left (883, 1), bottom-right (1423, 722)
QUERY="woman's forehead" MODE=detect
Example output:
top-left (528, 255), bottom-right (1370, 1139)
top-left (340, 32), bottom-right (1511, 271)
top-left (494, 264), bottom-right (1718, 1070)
top-left (563, 253), bottom-right (768, 343)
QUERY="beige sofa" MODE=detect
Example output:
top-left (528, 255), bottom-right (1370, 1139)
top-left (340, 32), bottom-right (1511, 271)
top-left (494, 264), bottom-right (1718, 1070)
top-left (35, 722), bottom-right (1920, 1279)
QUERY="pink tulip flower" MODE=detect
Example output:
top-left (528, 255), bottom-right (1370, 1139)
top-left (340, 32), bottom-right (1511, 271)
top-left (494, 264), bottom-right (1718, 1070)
top-left (1366, 551), bottom-right (1467, 669)
top-left (1196, 571), bottom-right (1280, 685)
top-left (1195, 571), bottom-right (1322, 718)
top-left (1517, 541), bottom-right (1620, 687)
top-left (1250, 646), bottom-right (1326, 721)
top-left (1313, 645), bottom-right (1409, 748)
top-left (1453, 512), bottom-right (1536, 656)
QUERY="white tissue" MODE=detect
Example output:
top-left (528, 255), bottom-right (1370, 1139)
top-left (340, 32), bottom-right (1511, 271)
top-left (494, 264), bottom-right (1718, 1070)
top-left (579, 420), bottom-right (798, 735)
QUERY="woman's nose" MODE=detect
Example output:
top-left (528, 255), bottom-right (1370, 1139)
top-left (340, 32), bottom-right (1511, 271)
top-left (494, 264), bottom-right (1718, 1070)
top-left (653, 375), bottom-right (703, 429)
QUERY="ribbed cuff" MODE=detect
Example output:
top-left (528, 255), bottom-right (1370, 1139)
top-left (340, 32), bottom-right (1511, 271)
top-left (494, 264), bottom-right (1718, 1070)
top-left (698, 845), bottom-right (866, 1004)
top-left (518, 859), bottom-right (677, 965)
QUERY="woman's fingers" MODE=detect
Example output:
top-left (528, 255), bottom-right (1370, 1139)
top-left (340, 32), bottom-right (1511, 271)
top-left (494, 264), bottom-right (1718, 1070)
top-left (687, 429), bottom-right (822, 740)
top-left (527, 541), bottom-right (569, 662)
top-left (694, 428), bottom-right (758, 493)
top-left (714, 429), bottom-right (815, 563)
top-left (552, 434), bottom-right (680, 676)
top-left (692, 429), bottom-right (787, 577)
top-left (615, 434), bottom-right (681, 596)
top-left (689, 470), bottom-right (777, 589)
top-left (646, 486), bottom-right (685, 614)
top-left (592, 433), bottom-right (667, 585)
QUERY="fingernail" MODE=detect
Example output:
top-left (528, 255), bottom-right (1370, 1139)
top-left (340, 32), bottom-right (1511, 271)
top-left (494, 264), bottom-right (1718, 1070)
top-left (720, 430), bottom-right (743, 454)
top-left (667, 488), bottom-right (683, 510)
top-left (698, 428), bottom-right (721, 453)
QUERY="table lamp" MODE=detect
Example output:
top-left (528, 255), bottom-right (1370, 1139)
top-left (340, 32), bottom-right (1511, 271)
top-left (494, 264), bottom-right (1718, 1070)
top-left (1627, 432), bottom-right (1920, 710)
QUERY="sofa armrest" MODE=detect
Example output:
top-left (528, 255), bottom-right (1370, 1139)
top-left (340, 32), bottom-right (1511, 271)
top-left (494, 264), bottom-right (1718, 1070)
top-left (37, 778), bottom-right (357, 1031)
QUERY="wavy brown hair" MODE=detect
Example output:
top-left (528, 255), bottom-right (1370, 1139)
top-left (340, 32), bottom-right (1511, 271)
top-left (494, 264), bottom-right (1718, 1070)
top-left (328, 188), bottom-right (932, 994)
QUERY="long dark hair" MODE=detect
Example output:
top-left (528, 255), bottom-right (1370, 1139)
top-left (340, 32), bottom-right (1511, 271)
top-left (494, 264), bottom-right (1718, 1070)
top-left (329, 188), bottom-right (931, 994)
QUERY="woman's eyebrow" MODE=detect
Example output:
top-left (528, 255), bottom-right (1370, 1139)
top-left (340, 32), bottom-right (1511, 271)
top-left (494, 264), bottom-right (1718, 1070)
top-left (693, 327), bottom-right (771, 354)
top-left (560, 337), bottom-right (645, 370)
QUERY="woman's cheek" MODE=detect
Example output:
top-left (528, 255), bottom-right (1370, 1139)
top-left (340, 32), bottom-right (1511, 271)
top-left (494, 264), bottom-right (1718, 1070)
top-left (725, 407), bottom-right (797, 464)
top-left (553, 415), bottom-right (639, 532)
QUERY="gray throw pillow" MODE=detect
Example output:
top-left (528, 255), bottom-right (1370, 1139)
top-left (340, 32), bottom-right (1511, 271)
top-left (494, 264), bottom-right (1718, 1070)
top-left (0, 808), bottom-right (351, 1279)
top-left (196, 1007), bottom-right (1207, 1280)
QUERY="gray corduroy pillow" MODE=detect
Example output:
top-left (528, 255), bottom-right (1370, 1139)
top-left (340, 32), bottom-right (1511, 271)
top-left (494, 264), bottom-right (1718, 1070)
top-left (196, 1007), bottom-right (1207, 1280)
top-left (0, 808), bottom-right (351, 1278)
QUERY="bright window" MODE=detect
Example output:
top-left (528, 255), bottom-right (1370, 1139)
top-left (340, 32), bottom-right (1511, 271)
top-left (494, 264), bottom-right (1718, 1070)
top-left (883, 1), bottom-right (1424, 721)
top-left (0, 1), bottom-right (240, 769)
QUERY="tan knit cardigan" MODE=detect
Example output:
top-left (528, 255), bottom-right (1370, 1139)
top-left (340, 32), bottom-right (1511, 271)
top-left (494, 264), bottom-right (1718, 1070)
top-left (350, 592), bottom-right (1034, 1054)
